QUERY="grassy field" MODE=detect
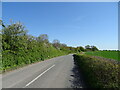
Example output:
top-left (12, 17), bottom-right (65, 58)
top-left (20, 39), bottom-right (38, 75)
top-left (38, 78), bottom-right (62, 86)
top-left (85, 51), bottom-right (119, 61)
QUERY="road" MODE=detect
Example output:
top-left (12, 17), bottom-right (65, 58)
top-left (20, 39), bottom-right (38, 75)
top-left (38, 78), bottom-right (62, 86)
top-left (2, 54), bottom-right (85, 88)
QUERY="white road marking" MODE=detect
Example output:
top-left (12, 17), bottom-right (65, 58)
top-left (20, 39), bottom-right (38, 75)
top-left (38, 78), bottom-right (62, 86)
top-left (24, 64), bottom-right (55, 87)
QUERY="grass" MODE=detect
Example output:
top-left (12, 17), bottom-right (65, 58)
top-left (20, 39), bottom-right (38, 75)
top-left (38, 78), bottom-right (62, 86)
top-left (85, 51), bottom-right (119, 61)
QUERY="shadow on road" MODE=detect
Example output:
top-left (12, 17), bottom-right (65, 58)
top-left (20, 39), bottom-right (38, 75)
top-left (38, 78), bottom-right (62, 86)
top-left (69, 57), bottom-right (87, 88)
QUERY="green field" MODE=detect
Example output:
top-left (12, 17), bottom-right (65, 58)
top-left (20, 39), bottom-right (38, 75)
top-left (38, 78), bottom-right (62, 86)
top-left (85, 51), bottom-right (119, 61)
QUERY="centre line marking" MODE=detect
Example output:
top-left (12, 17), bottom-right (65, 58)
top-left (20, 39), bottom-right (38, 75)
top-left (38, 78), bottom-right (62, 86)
top-left (24, 64), bottom-right (55, 87)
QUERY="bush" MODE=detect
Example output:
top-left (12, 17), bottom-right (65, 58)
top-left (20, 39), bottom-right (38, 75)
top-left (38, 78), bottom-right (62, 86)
top-left (73, 54), bottom-right (119, 88)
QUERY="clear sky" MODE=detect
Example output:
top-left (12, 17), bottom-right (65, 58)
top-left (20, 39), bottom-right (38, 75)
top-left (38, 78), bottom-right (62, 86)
top-left (2, 2), bottom-right (118, 50)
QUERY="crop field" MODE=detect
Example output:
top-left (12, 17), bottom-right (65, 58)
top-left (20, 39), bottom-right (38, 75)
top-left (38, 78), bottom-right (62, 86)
top-left (85, 51), bottom-right (119, 61)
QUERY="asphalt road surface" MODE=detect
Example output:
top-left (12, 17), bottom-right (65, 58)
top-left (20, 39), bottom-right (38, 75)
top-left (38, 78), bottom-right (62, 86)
top-left (2, 54), bottom-right (85, 88)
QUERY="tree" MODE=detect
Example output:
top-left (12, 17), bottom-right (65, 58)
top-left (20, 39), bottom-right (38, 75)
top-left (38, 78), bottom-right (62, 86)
top-left (53, 39), bottom-right (60, 44)
top-left (85, 45), bottom-right (91, 51)
top-left (2, 22), bottom-right (27, 51)
top-left (52, 39), bottom-right (60, 49)
top-left (85, 45), bottom-right (99, 51)
top-left (91, 46), bottom-right (99, 51)
top-left (37, 34), bottom-right (49, 43)
top-left (2, 21), bottom-right (28, 65)
top-left (77, 46), bottom-right (85, 52)
top-left (85, 45), bottom-right (90, 49)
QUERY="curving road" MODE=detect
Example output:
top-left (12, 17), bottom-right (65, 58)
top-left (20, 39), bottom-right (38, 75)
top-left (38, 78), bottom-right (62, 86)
top-left (2, 54), bottom-right (85, 88)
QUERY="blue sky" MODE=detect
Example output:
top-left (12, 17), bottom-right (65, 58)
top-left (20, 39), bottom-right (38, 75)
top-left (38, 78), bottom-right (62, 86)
top-left (2, 2), bottom-right (118, 50)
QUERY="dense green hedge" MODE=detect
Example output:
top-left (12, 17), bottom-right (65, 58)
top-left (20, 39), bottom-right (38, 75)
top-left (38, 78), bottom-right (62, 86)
top-left (2, 43), bottom-right (68, 72)
top-left (73, 54), bottom-right (119, 88)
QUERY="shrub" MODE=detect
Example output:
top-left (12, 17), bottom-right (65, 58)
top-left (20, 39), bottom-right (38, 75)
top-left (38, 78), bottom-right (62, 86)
top-left (73, 54), bottom-right (119, 88)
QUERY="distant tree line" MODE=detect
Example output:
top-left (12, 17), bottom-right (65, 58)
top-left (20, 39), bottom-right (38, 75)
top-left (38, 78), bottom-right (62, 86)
top-left (85, 45), bottom-right (99, 51)
top-left (0, 20), bottom-right (99, 72)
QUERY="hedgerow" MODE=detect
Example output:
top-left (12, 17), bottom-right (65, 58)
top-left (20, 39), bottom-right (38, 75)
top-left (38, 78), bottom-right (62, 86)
top-left (73, 54), bottom-right (119, 88)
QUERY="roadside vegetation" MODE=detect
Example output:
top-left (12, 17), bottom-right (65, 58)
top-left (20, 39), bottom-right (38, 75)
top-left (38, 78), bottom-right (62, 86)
top-left (74, 47), bottom-right (119, 88)
top-left (1, 20), bottom-right (100, 73)
top-left (73, 54), bottom-right (119, 88)
top-left (0, 20), bottom-right (78, 72)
